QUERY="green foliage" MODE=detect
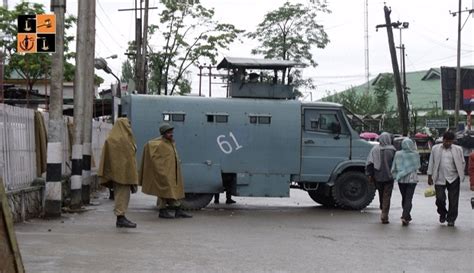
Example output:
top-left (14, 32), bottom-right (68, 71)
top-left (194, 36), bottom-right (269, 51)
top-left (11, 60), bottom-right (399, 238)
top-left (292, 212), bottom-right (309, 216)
top-left (247, 1), bottom-right (330, 65)
top-left (0, 2), bottom-right (76, 90)
top-left (176, 72), bottom-right (192, 95)
top-left (373, 73), bottom-right (394, 113)
top-left (145, 0), bottom-right (243, 95)
top-left (324, 74), bottom-right (393, 115)
top-left (322, 87), bottom-right (378, 115)
top-left (246, 1), bottom-right (330, 88)
top-left (120, 59), bottom-right (135, 83)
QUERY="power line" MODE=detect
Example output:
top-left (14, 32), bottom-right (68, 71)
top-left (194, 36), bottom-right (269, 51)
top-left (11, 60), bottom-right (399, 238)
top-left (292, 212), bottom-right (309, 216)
top-left (95, 15), bottom-right (126, 51)
top-left (95, 34), bottom-right (115, 55)
top-left (97, 0), bottom-right (130, 42)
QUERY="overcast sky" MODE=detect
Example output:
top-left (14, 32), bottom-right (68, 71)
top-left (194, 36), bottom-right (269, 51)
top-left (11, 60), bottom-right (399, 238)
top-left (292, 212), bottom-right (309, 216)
top-left (8, 0), bottom-right (474, 100)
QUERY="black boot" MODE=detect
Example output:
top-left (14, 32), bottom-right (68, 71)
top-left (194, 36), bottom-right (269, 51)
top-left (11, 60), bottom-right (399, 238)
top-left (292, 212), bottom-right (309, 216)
top-left (225, 191), bottom-right (235, 204)
top-left (159, 209), bottom-right (175, 219)
top-left (116, 216), bottom-right (137, 228)
top-left (225, 198), bottom-right (236, 204)
top-left (214, 194), bottom-right (220, 204)
top-left (175, 208), bottom-right (192, 218)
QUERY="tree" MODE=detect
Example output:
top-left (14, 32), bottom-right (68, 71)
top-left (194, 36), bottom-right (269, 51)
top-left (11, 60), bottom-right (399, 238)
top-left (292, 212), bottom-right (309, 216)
top-left (246, 0), bottom-right (331, 88)
top-left (146, 0), bottom-right (243, 95)
top-left (120, 59), bottom-right (135, 83)
top-left (322, 88), bottom-right (376, 115)
top-left (0, 2), bottom-right (77, 93)
top-left (372, 73), bottom-right (394, 114)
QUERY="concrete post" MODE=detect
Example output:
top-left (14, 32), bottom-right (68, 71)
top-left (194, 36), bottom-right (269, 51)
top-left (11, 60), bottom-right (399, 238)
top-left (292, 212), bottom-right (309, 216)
top-left (71, 0), bottom-right (89, 208)
top-left (45, 0), bottom-right (65, 218)
top-left (82, 0), bottom-right (96, 204)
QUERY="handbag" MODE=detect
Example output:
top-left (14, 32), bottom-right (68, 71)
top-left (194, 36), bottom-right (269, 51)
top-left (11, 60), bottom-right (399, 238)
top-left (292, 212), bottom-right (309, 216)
top-left (424, 187), bottom-right (436, 198)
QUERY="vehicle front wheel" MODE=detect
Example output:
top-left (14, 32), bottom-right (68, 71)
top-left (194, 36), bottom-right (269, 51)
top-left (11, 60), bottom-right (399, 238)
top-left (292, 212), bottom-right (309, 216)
top-left (332, 171), bottom-right (375, 210)
top-left (308, 185), bottom-right (336, 207)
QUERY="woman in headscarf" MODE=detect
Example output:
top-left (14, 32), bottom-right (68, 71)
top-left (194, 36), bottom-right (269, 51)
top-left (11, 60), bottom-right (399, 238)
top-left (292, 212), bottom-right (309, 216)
top-left (391, 138), bottom-right (420, 226)
top-left (366, 132), bottom-right (396, 224)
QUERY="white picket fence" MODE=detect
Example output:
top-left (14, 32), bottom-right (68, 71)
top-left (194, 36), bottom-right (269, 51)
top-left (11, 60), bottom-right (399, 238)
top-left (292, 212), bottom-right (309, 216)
top-left (0, 104), bottom-right (36, 191)
top-left (0, 104), bottom-right (112, 191)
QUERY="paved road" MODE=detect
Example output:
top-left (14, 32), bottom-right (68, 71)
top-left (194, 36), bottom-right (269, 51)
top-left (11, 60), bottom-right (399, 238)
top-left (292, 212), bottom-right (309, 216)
top-left (15, 175), bottom-right (474, 273)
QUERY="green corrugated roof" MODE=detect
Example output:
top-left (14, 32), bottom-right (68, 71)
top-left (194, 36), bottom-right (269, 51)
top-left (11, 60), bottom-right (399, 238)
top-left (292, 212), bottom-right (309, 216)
top-left (348, 68), bottom-right (442, 111)
top-left (335, 66), bottom-right (474, 112)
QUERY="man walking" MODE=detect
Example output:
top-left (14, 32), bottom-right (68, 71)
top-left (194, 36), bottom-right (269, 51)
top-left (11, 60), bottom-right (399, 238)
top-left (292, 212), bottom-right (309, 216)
top-left (427, 131), bottom-right (465, 227)
top-left (139, 123), bottom-right (192, 219)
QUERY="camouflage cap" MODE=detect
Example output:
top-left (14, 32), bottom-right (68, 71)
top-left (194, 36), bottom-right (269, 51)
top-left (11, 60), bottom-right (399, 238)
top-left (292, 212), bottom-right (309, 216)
top-left (159, 123), bottom-right (174, 135)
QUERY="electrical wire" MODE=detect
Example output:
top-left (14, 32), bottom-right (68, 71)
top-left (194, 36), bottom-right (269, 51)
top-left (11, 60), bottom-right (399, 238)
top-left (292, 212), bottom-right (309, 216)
top-left (95, 15), bottom-right (126, 51)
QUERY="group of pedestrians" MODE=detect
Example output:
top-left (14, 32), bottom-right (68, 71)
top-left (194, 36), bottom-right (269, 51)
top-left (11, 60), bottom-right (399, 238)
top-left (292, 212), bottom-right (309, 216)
top-left (366, 131), bottom-right (464, 227)
top-left (97, 118), bottom-right (192, 228)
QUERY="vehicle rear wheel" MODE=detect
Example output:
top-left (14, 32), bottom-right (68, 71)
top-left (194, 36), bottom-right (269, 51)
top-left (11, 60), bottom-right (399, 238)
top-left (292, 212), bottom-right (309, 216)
top-left (308, 185), bottom-right (336, 207)
top-left (181, 193), bottom-right (214, 210)
top-left (332, 171), bottom-right (375, 210)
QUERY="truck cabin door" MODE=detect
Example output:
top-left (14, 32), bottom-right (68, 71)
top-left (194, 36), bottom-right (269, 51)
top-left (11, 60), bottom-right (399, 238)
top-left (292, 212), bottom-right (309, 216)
top-left (300, 108), bottom-right (351, 182)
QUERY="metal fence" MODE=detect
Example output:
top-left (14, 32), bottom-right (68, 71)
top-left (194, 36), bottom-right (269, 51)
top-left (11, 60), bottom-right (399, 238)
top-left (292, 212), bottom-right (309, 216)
top-left (0, 104), bottom-right (112, 191)
top-left (0, 104), bottom-right (36, 191)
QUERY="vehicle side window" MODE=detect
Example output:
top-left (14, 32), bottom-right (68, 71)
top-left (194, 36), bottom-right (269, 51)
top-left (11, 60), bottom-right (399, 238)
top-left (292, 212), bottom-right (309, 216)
top-left (206, 113), bottom-right (229, 123)
top-left (249, 114), bottom-right (271, 125)
top-left (304, 109), bottom-right (319, 132)
top-left (163, 112), bottom-right (185, 122)
top-left (304, 109), bottom-right (346, 134)
top-left (319, 113), bottom-right (339, 131)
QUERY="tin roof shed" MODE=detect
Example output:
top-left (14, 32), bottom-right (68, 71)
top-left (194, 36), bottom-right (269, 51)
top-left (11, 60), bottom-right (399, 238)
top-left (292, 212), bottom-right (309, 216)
top-left (216, 57), bottom-right (301, 70)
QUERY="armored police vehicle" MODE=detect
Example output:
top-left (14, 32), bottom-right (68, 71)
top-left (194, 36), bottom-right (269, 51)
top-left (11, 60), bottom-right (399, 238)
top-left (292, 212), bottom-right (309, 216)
top-left (122, 57), bottom-right (375, 210)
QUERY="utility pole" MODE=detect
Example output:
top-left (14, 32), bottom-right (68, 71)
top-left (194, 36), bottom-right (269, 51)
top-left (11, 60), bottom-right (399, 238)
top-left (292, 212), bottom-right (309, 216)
top-left (0, 1), bottom-right (7, 103)
top-left (376, 6), bottom-right (409, 136)
top-left (198, 65), bottom-right (203, 96)
top-left (82, 0), bottom-right (96, 205)
top-left (364, 0), bottom-right (370, 94)
top-left (395, 21), bottom-right (410, 131)
top-left (450, 1), bottom-right (474, 129)
top-left (118, 1), bottom-right (157, 94)
top-left (45, 0), bottom-right (65, 218)
top-left (71, 0), bottom-right (89, 208)
top-left (455, 0), bottom-right (462, 129)
top-left (208, 64), bottom-right (212, 97)
top-left (401, 44), bottom-right (409, 115)
top-left (141, 0), bottom-right (149, 93)
top-left (0, 43), bottom-right (4, 103)
top-left (135, 0), bottom-right (143, 94)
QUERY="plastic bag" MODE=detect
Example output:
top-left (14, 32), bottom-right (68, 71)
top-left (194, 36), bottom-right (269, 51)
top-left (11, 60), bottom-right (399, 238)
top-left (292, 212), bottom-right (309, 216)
top-left (424, 187), bottom-right (436, 198)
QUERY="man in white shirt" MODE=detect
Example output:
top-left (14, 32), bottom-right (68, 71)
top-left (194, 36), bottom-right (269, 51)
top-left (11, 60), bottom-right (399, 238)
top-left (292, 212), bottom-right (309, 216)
top-left (427, 131), bottom-right (465, 227)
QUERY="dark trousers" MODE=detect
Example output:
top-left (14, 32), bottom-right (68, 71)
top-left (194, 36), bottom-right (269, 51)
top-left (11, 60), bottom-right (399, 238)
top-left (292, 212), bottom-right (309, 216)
top-left (214, 178), bottom-right (233, 203)
top-left (214, 191), bottom-right (232, 203)
top-left (435, 178), bottom-right (460, 223)
top-left (376, 181), bottom-right (394, 221)
top-left (398, 183), bottom-right (417, 221)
